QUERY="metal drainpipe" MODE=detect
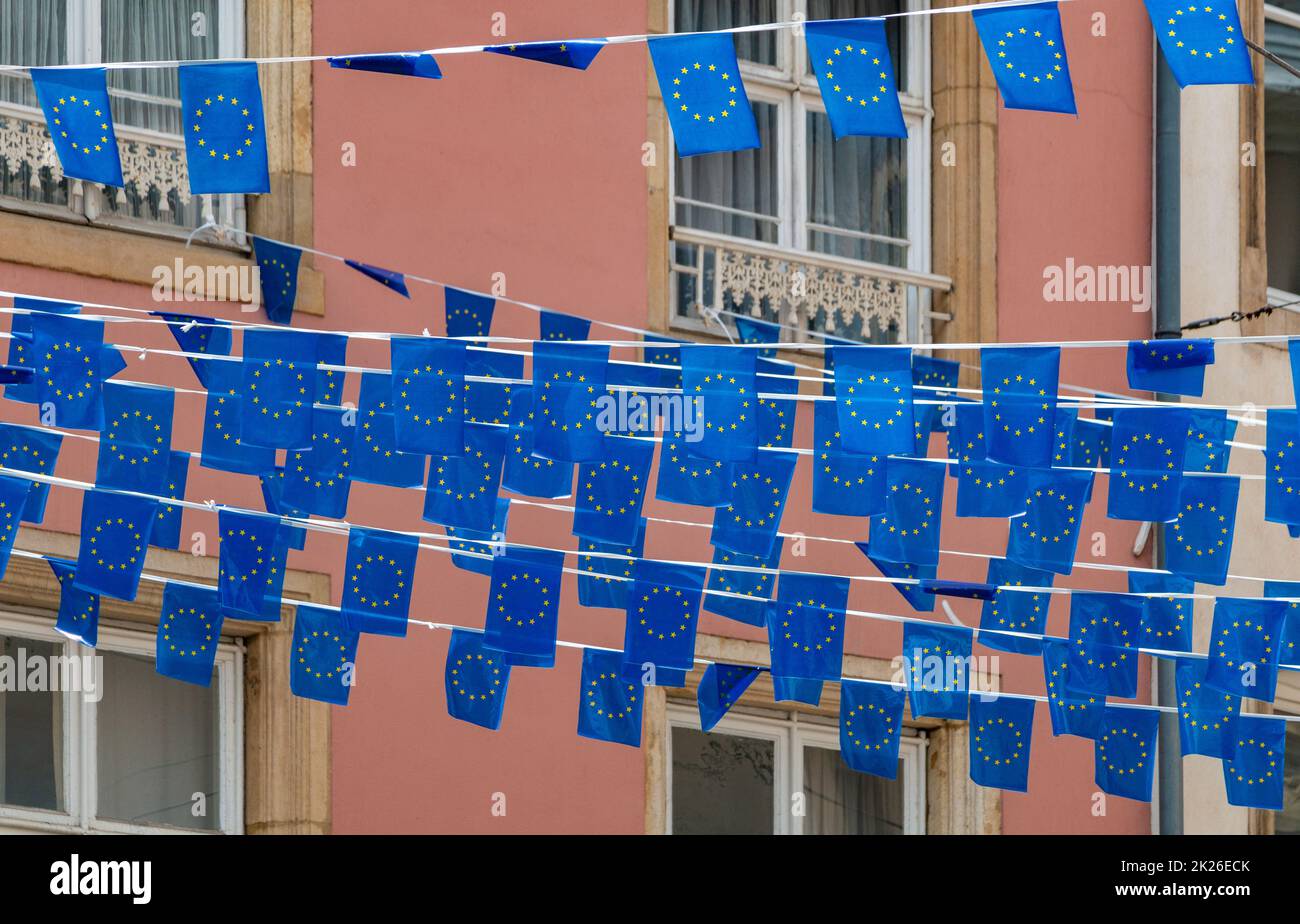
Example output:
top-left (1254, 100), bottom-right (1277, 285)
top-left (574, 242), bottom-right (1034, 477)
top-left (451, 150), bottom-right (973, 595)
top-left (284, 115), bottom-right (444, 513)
top-left (1154, 51), bottom-right (1183, 836)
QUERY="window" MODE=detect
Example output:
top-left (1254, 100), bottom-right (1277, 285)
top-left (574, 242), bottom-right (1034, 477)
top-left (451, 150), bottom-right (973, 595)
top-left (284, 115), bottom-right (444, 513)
top-left (669, 0), bottom-right (932, 343)
top-left (1265, 2), bottom-right (1300, 306)
top-left (667, 701), bottom-right (926, 834)
top-left (0, 0), bottom-right (246, 238)
top-left (0, 610), bottom-right (243, 833)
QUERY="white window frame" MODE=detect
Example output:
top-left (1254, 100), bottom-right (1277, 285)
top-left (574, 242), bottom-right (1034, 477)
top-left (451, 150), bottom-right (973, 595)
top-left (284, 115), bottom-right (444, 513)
top-left (668, 0), bottom-right (934, 336)
top-left (0, 609), bottom-right (244, 835)
top-left (0, 0), bottom-right (247, 240)
top-left (1264, 2), bottom-right (1300, 310)
top-left (666, 700), bottom-right (926, 834)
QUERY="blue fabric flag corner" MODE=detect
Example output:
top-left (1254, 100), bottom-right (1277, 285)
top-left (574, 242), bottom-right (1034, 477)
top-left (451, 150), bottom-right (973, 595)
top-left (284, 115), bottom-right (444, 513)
top-left (389, 336), bottom-right (466, 455)
top-left (483, 548), bottom-right (566, 668)
top-left (540, 310), bottom-right (592, 342)
top-left (1126, 338), bottom-right (1215, 396)
top-left (977, 558), bottom-right (1055, 656)
top-left (867, 457), bottom-right (946, 567)
top-left (32, 313), bottom-right (107, 430)
top-left (1007, 467), bottom-right (1094, 575)
top-left (502, 387), bottom-right (575, 499)
top-left (902, 620), bottom-right (973, 720)
top-left (289, 604), bottom-right (360, 706)
top-left (1143, 0), bottom-right (1254, 87)
top-left (733, 317), bottom-right (781, 358)
top-left (250, 237), bottom-right (302, 324)
top-left (94, 382), bottom-right (174, 494)
top-left (832, 346), bottom-right (914, 455)
top-left (30, 67), bottom-right (124, 186)
top-left (151, 450), bottom-right (190, 552)
top-left (1107, 407), bottom-right (1193, 523)
top-left (1204, 597), bottom-right (1288, 702)
top-left (156, 582), bottom-right (224, 686)
top-left (656, 431), bottom-right (734, 508)
top-left (341, 527), bottom-right (419, 637)
top-left (698, 662), bottom-right (764, 732)
top-left (73, 489), bottom-right (157, 600)
top-left (839, 680), bottom-right (906, 778)
top-left (485, 39), bottom-right (606, 70)
top-left (445, 628), bottom-right (512, 730)
top-left (860, 550), bottom-right (937, 612)
top-left (578, 647), bottom-right (644, 747)
top-left (572, 437), bottom-right (654, 545)
top-left (345, 259), bottom-right (409, 298)
top-left (1043, 639), bottom-right (1104, 739)
top-left (812, 399), bottom-right (888, 517)
top-left (49, 558), bottom-right (100, 647)
top-left (351, 372), bottom-right (428, 488)
top-left (328, 52), bottom-right (442, 79)
top-left (445, 287), bottom-right (495, 340)
top-left (177, 62), bottom-right (270, 194)
top-left (703, 540), bottom-right (782, 626)
top-left (1095, 706), bottom-right (1160, 802)
top-left (152, 311), bottom-right (234, 385)
top-left (971, 1), bottom-right (1077, 114)
top-left (423, 423), bottom-right (506, 532)
top-left (647, 33), bottom-right (760, 157)
top-left (217, 508), bottom-right (285, 618)
top-left (981, 345), bottom-right (1060, 467)
top-left (446, 497), bottom-right (509, 576)
top-left (1165, 473), bottom-right (1238, 585)
top-left (576, 519), bottom-right (644, 610)
top-left (969, 695), bottom-right (1035, 792)
top-left (532, 342), bottom-right (610, 462)
top-left (1065, 591), bottom-right (1143, 698)
top-left (1263, 580), bottom-right (1300, 670)
top-left (1223, 715), bottom-right (1286, 810)
top-left (0, 423), bottom-right (62, 524)
top-left (258, 466), bottom-right (307, 552)
top-left (710, 449), bottom-right (798, 558)
top-left (805, 18), bottom-right (908, 139)
top-left (1184, 408), bottom-right (1235, 474)
top-left (1175, 656), bottom-right (1240, 759)
top-left (199, 357), bottom-right (276, 476)
top-left (767, 573), bottom-right (851, 685)
top-left (1264, 409), bottom-right (1300, 526)
top-left (624, 560), bottom-right (708, 680)
top-left (681, 345), bottom-right (759, 462)
top-left (1130, 570), bottom-right (1194, 652)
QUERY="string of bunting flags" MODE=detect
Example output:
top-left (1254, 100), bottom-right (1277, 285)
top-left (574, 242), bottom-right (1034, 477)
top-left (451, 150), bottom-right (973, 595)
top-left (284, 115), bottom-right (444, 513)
top-left (3, 279), bottom-right (1300, 809)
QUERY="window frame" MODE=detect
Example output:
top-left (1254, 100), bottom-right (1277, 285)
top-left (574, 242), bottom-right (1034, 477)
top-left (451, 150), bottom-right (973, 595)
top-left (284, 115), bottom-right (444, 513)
top-left (665, 699), bottom-right (926, 834)
top-left (0, 608), bottom-right (244, 835)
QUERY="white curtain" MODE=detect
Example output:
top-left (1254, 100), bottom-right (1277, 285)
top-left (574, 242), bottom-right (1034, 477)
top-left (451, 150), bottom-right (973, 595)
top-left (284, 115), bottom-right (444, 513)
top-left (803, 745), bottom-right (904, 834)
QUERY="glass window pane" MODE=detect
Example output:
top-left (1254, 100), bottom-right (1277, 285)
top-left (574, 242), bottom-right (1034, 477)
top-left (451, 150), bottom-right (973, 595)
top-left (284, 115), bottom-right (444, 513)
top-left (675, 100), bottom-right (781, 243)
top-left (675, 0), bottom-right (780, 67)
top-left (1278, 721), bottom-right (1300, 834)
top-left (803, 745), bottom-right (904, 834)
top-left (0, 635), bottom-right (66, 813)
top-left (805, 0), bottom-right (907, 91)
top-left (805, 108), bottom-right (907, 267)
top-left (96, 649), bottom-right (220, 830)
top-left (0, 0), bottom-right (67, 107)
top-left (1264, 19), bottom-right (1300, 296)
top-left (672, 726), bottom-right (774, 834)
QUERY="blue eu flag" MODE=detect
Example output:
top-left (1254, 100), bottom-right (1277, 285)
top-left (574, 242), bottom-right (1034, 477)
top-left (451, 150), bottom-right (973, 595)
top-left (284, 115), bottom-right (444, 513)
top-left (1126, 338), bottom-right (1214, 396)
top-left (867, 457), bottom-right (946, 567)
top-left (1184, 408), bottom-right (1235, 473)
top-left (971, 1), bottom-right (1077, 114)
top-left (389, 336), bottom-right (466, 455)
top-left (328, 52), bottom-right (442, 79)
top-left (805, 18), bottom-right (907, 139)
top-left (540, 310), bottom-right (592, 342)
top-left (199, 357), bottom-right (275, 476)
top-left (578, 647), bottom-right (644, 747)
top-left (624, 560), bottom-right (707, 680)
top-left (981, 346), bottom-right (1059, 467)
top-left (682, 345), bottom-right (759, 462)
top-left (1144, 0), bottom-right (1254, 87)
top-left (1007, 467), bottom-right (1093, 575)
top-left (767, 573), bottom-right (850, 684)
top-left (903, 621), bottom-right (973, 720)
top-left (1066, 591), bottom-right (1143, 698)
top-left (485, 39), bottom-right (606, 70)
top-left (501, 387), bottom-right (574, 499)
top-left (1165, 474), bottom-right (1238, 585)
top-left (704, 540), bottom-right (782, 627)
top-left (734, 317), bottom-right (780, 357)
top-left (572, 437), bottom-right (654, 545)
top-left (446, 498), bottom-right (509, 576)
top-left (710, 450), bottom-right (798, 557)
top-left (152, 311), bottom-right (233, 386)
top-left (1223, 715), bottom-right (1286, 811)
top-left (1095, 706), bottom-right (1160, 802)
top-left (351, 373), bottom-right (427, 488)
top-left (483, 548), bottom-right (566, 668)
top-left (839, 680), bottom-right (906, 778)
top-left (647, 33), bottom-right (760, 157)
top-left (1264, 409), bottom-right (1300, 525)
top-left (178, 62), bottom-right (269, 194)
top-left (832, 346), bottom-right (914, 455)
top-left (1071, 417), bottom-right (1111, 470)
top-left (1107, 407), bottom-right (1193, 523)
top-left (1176, 656), bottom-right (1240, 759)
top-left (1204, 597), bottom-right (1288, 702)
top-left (0, 476), bottom-right (29, 578)
top-left (342, 527), bottom-right (419, 637)
top-left (6, 296), bottom-right (79, 403)
top-left (655, 432), bottom-right (733, 508)
top-left (699, 663), bottom-right (764, 732)
top-left (281, 407), bottom-right (354, 519)
top-left (423, 423), bottom-right (506, 531)
top-left (812, 399), bottom-right (887, 517)
top-left (250, 237), bottom-right (302, 324)
top-left (951, 402), bottom-right (1027, 518)
top-left (32, 313), bottom-right (108, 430)
top-left (445, 287), bottom-right (495, 340)
top-left (445, 628), bottom-right (511, 731)
top-left (240, 329), bottom-right (321, 450)
top-left (49, 558), bottom-right (99, 647)
top-left (978, 558), bottom-right (1054, 655)
top-left (0, 424), bottom-right (61, 523)
top-left (289, 604), bottom-right (359, 706)
top-left (156, 452), bottom-right (190, 553)
top-left (345, 259), bottom-right (409, 298)
top-left (30, 67), bottom-right (123, 186)
top-left (95, 382), bottom-right (174, 494)
top-left (1264, 580), bottom-right (1300, 670)
top-left (914, 355), bottom-right (961, 433)
top-left (532, 342), bottom-right (609, 462)
top-left (74, 489), bottom-right (157, 601)
top-left (1043, 639), bottom-right (1103, 739)
top-left (1130, 571), bottom-right (1193, 652)
top-left (217, 508), bottom-right (285, 618)
top-left (577, 519), bottom-right (644, 610)
top-left (756, 358), bottom-right (798, 448)
top-left (860, 550), bottom-right (937, 612)
top-left (465, 348), bottom-right (523, 426)
top-left (156, 582), bottom-right (224, 687)
top-left (258, 466), bottom-right (306, 552)
top-left (970, 695), bottom-right (1035, 792)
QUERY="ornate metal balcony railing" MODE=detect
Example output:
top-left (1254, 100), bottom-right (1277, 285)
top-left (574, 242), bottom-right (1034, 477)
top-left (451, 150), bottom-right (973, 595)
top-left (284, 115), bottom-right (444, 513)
top-left (670, 225), bottom-right (952, 345)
